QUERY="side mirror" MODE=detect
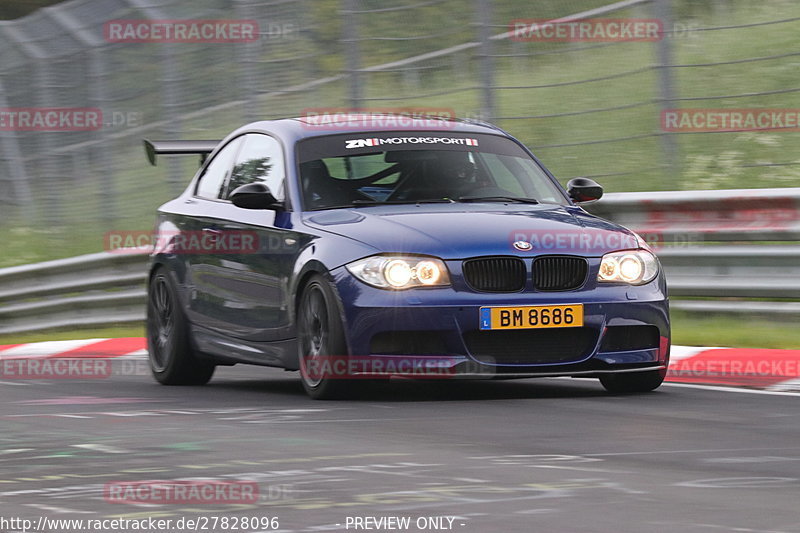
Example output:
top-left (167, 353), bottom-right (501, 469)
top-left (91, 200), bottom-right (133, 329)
top-left (230, 182), bottom-right (283, 210)
top-left (567, 177), bottom-right (603, 204)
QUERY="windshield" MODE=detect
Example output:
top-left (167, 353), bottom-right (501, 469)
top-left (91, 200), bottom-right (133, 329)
top-left (296, 132), bottom-right (568, 211)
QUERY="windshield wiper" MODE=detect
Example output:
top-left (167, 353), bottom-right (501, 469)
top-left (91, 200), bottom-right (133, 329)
top-left (456, 195), bottom-right (539, 204)
top-left (350, 198), bottom-right (456, 206)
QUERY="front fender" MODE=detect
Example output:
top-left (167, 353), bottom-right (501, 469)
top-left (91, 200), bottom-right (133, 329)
top-left (287, 229), bottom-right (379, 341)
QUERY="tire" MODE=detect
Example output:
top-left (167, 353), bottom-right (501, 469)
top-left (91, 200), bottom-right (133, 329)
top-left (147, 267), bottom-right (215, 386)
top-left (600, 369), bottom-right (665, 394)
top-left (297, 274), bottom-right (363, 400)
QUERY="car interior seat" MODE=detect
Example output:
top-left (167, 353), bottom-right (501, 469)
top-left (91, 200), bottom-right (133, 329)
top-left (300, 159), bottom-right (354, 209)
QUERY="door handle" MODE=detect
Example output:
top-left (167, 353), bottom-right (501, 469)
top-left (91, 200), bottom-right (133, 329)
top-left (201, 228), bottom-right (222, 247)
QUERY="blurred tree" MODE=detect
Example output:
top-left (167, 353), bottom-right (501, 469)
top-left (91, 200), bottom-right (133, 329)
top-left (0, 0), bottom-right (63, 20)
top-left (670, 0), bottom-right (727, 17)
top-left (227, 157), bottom-right (274, 198)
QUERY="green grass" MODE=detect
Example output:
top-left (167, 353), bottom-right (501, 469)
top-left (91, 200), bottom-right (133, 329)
top-left (0, 325), bottom-right (145, 346)
top-left (0, 317), bottom-right (797, 350)
top-left (395, 0), bottom-right (800, 193)
top-left (1, 1), bottom-right (798, 349)
top-left (671, 311), bottom-right (800, 349)
top-left (3, 1), bottom-right (799, 267)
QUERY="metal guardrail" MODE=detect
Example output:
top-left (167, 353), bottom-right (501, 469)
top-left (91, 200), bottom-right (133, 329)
top-left (658, 246), bottom-right (800, 317)
top-left (0, 188), bottom-right (798, 335)
top-left (0, 252), bottom-right (148, 335)
top-left (586, 187), bottom-right (800, 242)
top-left (659, 246), bottom-right (800, 299)
top-left (584, 187), bottom-right (800, 318)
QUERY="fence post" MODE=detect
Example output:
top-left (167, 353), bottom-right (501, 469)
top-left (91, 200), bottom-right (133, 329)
top-left (234, 0), bottom-right (259, 122)
top-left (475, 0), bottom-right (495, 121)
top-left (0, 77), bottom-right (32, 212)
top-left (88, 50), bottom-right (117, 223)
top-left (654, 0), bottom-right (680, 183)
top-left (159, 43), bottom-right (185, 193)
top-left (342, 0), bottom-right (362, 109)
top-left (47, 6), bottom-right (116, 224)
top-left (126, 0), bottom-right (184, 193)
top-left (1, 24), bottom-right (63, 226)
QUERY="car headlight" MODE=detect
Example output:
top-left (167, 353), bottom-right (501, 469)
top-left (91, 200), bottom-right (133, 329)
top-left (346, 255), bottom-right (450, 289)
top-left (598, 250), bottom-right (659, 285)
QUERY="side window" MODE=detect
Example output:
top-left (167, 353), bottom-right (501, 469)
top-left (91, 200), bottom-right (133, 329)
top-left (225, 134), bottom-right (285, 201)
top-left (195, 137), bottom-right (243, 200)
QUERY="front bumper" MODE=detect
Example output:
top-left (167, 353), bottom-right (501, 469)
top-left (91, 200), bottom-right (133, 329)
top-left (331, 266), bottom-right (670, 377)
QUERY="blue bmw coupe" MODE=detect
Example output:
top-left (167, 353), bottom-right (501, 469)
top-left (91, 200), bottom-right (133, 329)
top-left (144, 115), bottom-right (670, 399)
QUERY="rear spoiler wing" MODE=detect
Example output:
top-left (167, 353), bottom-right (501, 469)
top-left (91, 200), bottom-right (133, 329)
top-left (143, 139), bottom-right (220, 166)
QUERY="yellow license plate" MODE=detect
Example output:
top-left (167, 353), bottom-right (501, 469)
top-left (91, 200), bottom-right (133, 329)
top-left (479, 304), bottom-right (584, 330)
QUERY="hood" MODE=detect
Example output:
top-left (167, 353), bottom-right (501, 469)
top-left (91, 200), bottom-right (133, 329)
top-left (303, 204), bottom-right (640, 259)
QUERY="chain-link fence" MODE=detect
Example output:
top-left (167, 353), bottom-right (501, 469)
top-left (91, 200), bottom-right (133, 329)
top-left (1, 0), bottom-right (799, 266)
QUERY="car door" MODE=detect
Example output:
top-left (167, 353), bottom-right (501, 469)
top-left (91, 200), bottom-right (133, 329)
top-left (182, 136), bottom-right (244, 329)
top-left (190, 132), bottom-right (299, 342)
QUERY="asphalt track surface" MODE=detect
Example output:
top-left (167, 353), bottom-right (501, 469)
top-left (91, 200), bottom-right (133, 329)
top-left (2, 362), bottom-right (800, 533)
